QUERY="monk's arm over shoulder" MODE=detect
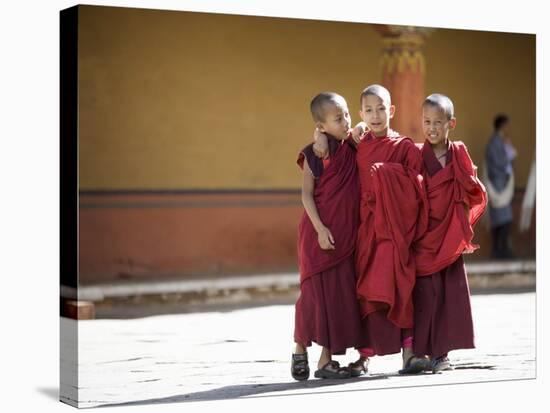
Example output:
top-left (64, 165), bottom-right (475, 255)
top-left (313, 129), bottom-right (329, 159)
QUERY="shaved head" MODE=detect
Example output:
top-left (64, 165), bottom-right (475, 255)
top-left (310, 92), bottom-right (347, 122)
top-left (360, 84), bottom-right (391, 106)
top-left (423, 93), bottom-right (455, 120)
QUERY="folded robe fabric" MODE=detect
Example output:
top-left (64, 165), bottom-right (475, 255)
top-left (413, 140), bottom-right (487, 276)
top-left (355, 131), bottom-right (428, 329)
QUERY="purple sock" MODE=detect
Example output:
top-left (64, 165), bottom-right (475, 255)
top-left (402, 336), bottom-right (413, 349)
top-left (358, 347), bottom-right (375, 358)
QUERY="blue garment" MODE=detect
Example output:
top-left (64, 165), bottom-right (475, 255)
top-left (485, 133), bottom-right (513, 227)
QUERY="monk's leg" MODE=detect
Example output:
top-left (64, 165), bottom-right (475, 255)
top-left (318, 347), bottom-right (331, 369)
top-left (294, 343), bottom-right (306, 354)
top-left (400, 329), bottom-right (430, 373)
top-left (348, 347), bottom-right (373, 376)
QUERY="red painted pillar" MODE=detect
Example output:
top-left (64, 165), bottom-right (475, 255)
top-left (375, 26), bottom-right (433, 142)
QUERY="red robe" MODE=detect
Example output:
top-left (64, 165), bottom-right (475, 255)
top-left (297, 136), bottom-right (359, 284)
top-left (355, 131), bottom-right (428, 329)
top-left (413, 140), bottom-right (487, 276)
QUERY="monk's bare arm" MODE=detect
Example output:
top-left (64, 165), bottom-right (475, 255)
top-left (302, 161), bottom-right (335, 250)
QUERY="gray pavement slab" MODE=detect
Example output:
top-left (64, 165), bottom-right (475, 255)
top-left (61, 292), bottom-right (536, 408)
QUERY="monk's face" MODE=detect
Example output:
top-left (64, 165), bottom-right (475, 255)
top-left (318, 102), bottom-right (352, 140)
top-left (359, 94), bottom-right (395, 137)
top-left (422, 105), bottom-right (456, 148)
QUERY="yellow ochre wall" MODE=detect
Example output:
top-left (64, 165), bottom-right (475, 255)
top-left (79, 6), bottom-right (377, 190)
top-left (78, 6), bottom-right (535, 190)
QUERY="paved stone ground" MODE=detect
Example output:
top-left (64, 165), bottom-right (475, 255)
top-left (61, 292), bottom-right (535, 408)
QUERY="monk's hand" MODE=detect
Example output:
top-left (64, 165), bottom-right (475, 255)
top-left (313, 128), bottom-right (329, 159)
top-left (351, 122), bottom-right (367, 144)
top-left (317, 226), bottom-right (335, 250)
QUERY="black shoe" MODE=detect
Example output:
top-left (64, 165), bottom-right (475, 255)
top-left (431, 356), bottom-right (453, 374)
top-left (348, 357), bottom-right (369, 377)
top-left (314, 360), bottom-right (351, 379)
top-left (399, 356), bottom-right (430, 375)
top-left (291, 352), bottom-right (310, 381)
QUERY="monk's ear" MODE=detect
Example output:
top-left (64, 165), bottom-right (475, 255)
top-left (316, 122), bottom-right (326, 133)
top-left (389, 105), bottom-right (396, 119)
top-left (448, 117), bottom-right (457, 130)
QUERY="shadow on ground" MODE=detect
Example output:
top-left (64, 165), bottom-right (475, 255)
top-left (97, 374), bottom-right (390, 408)
top-left (93, 361), bottom-right (500, 408)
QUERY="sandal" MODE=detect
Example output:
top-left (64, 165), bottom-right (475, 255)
top-left (398, 355), bottom-right (430, 375)
top-left (423, 357), bottom-right (433, 372)
top-left (314, 360), bottom-right (351, 379)
top-left (348, 357), bottom-right (369, 377)
top-left (431, 356), bottom-right (453, 374)
top-left (291, 352), bottom-right (310, 381)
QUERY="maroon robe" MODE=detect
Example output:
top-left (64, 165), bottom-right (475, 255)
top-left (412, 140), bottom-right (487, 358)
top-left (296, 136), bottom-right (359, 283)
top-left (414, 140), bottom-right (487, 275)
top-left (355, 130), bottom-right (428, 355)
top-left (294, 135), bottom-right (363, 354)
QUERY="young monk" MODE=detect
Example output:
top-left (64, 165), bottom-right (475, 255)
top-left (292, 92), bottom-right (365, 380)
top-left (412, 93), bottom-right (487, 373)
top-left (314, 85), bottom-right (430, 375)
